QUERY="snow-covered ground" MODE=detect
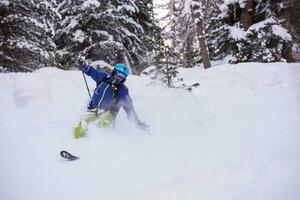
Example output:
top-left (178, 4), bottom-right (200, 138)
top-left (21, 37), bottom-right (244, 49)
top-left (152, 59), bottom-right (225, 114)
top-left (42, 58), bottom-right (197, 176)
top-left (1, 62), bottom-right (300, 200)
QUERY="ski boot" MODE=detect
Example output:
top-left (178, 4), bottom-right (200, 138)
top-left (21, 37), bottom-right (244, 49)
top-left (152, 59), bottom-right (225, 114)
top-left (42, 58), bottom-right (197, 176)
top-left (73, 111), bottom-right (97, 139)
top-left (74, 122), bottom-right (87, 139)
top-left (96, 112), bottom-right (115, 128)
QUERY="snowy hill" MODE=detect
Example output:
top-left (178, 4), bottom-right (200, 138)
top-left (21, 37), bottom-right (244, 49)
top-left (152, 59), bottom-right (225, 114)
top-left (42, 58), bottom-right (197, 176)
top-left (1, 62), bottom-right (300, 200)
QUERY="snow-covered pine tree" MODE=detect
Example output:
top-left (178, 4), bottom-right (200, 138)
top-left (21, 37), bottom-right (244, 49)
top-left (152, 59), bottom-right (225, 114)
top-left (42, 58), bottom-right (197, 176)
top-left (160, 0), bottom-right (181, 57)
top-left (166, 0), bottom-right (217, 69)
top-left (161, 46), bottom-right (179, 87)
top-left (152, 23), bottom-right (165, 69)
top-left (162, 0), bottom-right (179, 46)
top-left (177, 0), bottom-right (197, 68)
top-left (0, 0), bottom-right (59, 72)
top-left (209, 0), bottom-right (294, 63)
top-left (55, 0), bottom-right (154, 73)
top-left (134, 0), bottom-right (156, 54)
top-left (250, 0), bottom-right (293, 62)
top-left (155, 0), bottom-right (181, 84)
top-left (206, 0), bottom-right (228, 60)
top-left (208, 1), bottom-right (251, 63)
top-left (113, 0), bottom-right (150, 73)
top-left (55, 0), bottom-right (115, 70)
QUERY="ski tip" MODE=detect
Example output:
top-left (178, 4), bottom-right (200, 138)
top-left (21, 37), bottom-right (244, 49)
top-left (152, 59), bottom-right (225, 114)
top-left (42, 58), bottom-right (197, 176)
top-left (60, 150), bottom-right (79, 161)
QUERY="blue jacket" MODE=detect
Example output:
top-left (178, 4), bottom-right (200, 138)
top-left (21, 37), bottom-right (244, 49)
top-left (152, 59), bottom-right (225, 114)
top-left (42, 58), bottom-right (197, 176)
top-left (83, 64), bottom-right (135, 117)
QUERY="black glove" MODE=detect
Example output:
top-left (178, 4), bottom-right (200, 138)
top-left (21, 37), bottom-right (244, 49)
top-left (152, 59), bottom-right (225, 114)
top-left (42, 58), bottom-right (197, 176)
top-left (137, 121), bottom-right (149, 131)
top-left (76, 58), bottom-right (85, 70)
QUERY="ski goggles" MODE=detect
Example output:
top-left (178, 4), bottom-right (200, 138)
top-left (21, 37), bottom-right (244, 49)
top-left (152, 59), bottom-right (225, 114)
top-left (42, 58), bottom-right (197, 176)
top-left (115, 70), bottom-right (127, 79)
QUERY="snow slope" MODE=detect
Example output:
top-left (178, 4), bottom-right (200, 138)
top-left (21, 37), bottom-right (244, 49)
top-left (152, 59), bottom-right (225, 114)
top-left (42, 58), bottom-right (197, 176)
top-left (1, 62), bottom-right (300, 200)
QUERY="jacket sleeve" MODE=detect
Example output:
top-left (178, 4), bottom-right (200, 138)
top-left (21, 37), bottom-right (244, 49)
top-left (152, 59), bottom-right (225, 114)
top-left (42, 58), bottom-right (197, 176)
top-left (83, 64), bottom-right (107, 83)
top-left (119, 87), bottom-right (140, 123)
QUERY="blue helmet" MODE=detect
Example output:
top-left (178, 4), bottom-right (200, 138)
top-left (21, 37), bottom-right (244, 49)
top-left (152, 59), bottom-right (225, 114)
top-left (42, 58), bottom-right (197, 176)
top-left (114, 63), bottom-right (129, 79)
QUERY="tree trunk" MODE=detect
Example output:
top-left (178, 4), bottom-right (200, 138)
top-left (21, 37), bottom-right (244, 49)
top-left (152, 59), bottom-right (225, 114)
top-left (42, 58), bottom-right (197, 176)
top-left (283, 43), bottom-right (295, 63)
top-left (285, 0), bottom-right (300, 41)
top-left (184, 35), bottom-right (193, 68)
top-left (166, 51), bottom-right (172, 87)
top-left (196, 20), bottom-right (211, 69)
top-left (240, 0), bottom-right (254, 31)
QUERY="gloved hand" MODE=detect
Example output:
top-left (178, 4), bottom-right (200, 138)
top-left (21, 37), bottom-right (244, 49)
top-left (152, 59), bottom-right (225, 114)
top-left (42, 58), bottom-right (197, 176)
top-left (76, 58), bottom-right (85, 70)
top-left (87, 101), bottom-right (97, 111)
top-left (136, 120), bottom-right (149, 132)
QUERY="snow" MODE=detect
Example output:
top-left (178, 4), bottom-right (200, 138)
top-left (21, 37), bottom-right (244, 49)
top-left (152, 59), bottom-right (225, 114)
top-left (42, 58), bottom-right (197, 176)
top-left (272, 25), bottom-right (292, 41)
top-left (90, 60), bottom-right (113, 69)
top-left (182, 0), bottom-right (192, 16)
top-left (0, 0), bottom-right (9, 6)
top-left (249, 18), bottom-right (292, 41)
top-left (65, 18), bottom-right (79, 33)
top-left (73, 30), bottom-right (85, 43)
top-left (3, 14), bottom-right (50, 34)
top-left (117, 5), bottom-right (137, 14)
top-left (93, 30), bottom-right (114, 42)
top-left (223, 0), bottom-right (247, 8)
top-left (249, 18), bottom-right (276, 32)
top-left (15, 37), bottom-right (51, 59)
top-left (153, 0), bottom-right (169, 27)
top-left (120, 16), bottom-right (144, 33)
top-left (227, 18), bottom-right (292, 41)
top-left (1, 62), bottom-right (300, 200)
top-left (82, 0), bottom-right (100, 9)
top-left (228, 26), bottom-right (247, 40)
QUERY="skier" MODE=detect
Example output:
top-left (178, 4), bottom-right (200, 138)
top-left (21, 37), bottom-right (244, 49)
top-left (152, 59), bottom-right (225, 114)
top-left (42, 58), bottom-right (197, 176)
top-left (74, 60), bottom-right (149, 138)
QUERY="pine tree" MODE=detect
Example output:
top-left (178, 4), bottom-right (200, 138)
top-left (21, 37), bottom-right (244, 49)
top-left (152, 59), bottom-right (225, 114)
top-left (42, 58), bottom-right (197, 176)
top-left (160, 0), bottom-right (194, 68)
top-left (161, 0), bottom-right (181, 52)
top-left (155, 0), bottom-right (181, 85)
top-left (0, 0), bottom-right (59, 72)
top-left (206, 7), bottom-right (229, 60)
top-left (177, 0), bottom-right (197, 68)
top-left (134, 0), bottom-right (156, 51)
top-left (161, 46), bottom-right (179, 87)
top-left (132, 0), bottom-right (161, 73)
top-left (174, 0), bottom-right (218, 69)
top-left (56, 0), bottom-right (125, 70)
top-left (208, 0), bottom-right (295, 63)
top-left (55, 0), bottom-right (155, 73)
top-left (152, 23), bottom-right (165, 69)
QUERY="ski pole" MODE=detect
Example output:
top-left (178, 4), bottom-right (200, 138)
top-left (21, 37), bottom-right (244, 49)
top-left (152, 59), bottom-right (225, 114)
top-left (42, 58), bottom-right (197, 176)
top-left (82, 70), bottom-right (91, 98)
